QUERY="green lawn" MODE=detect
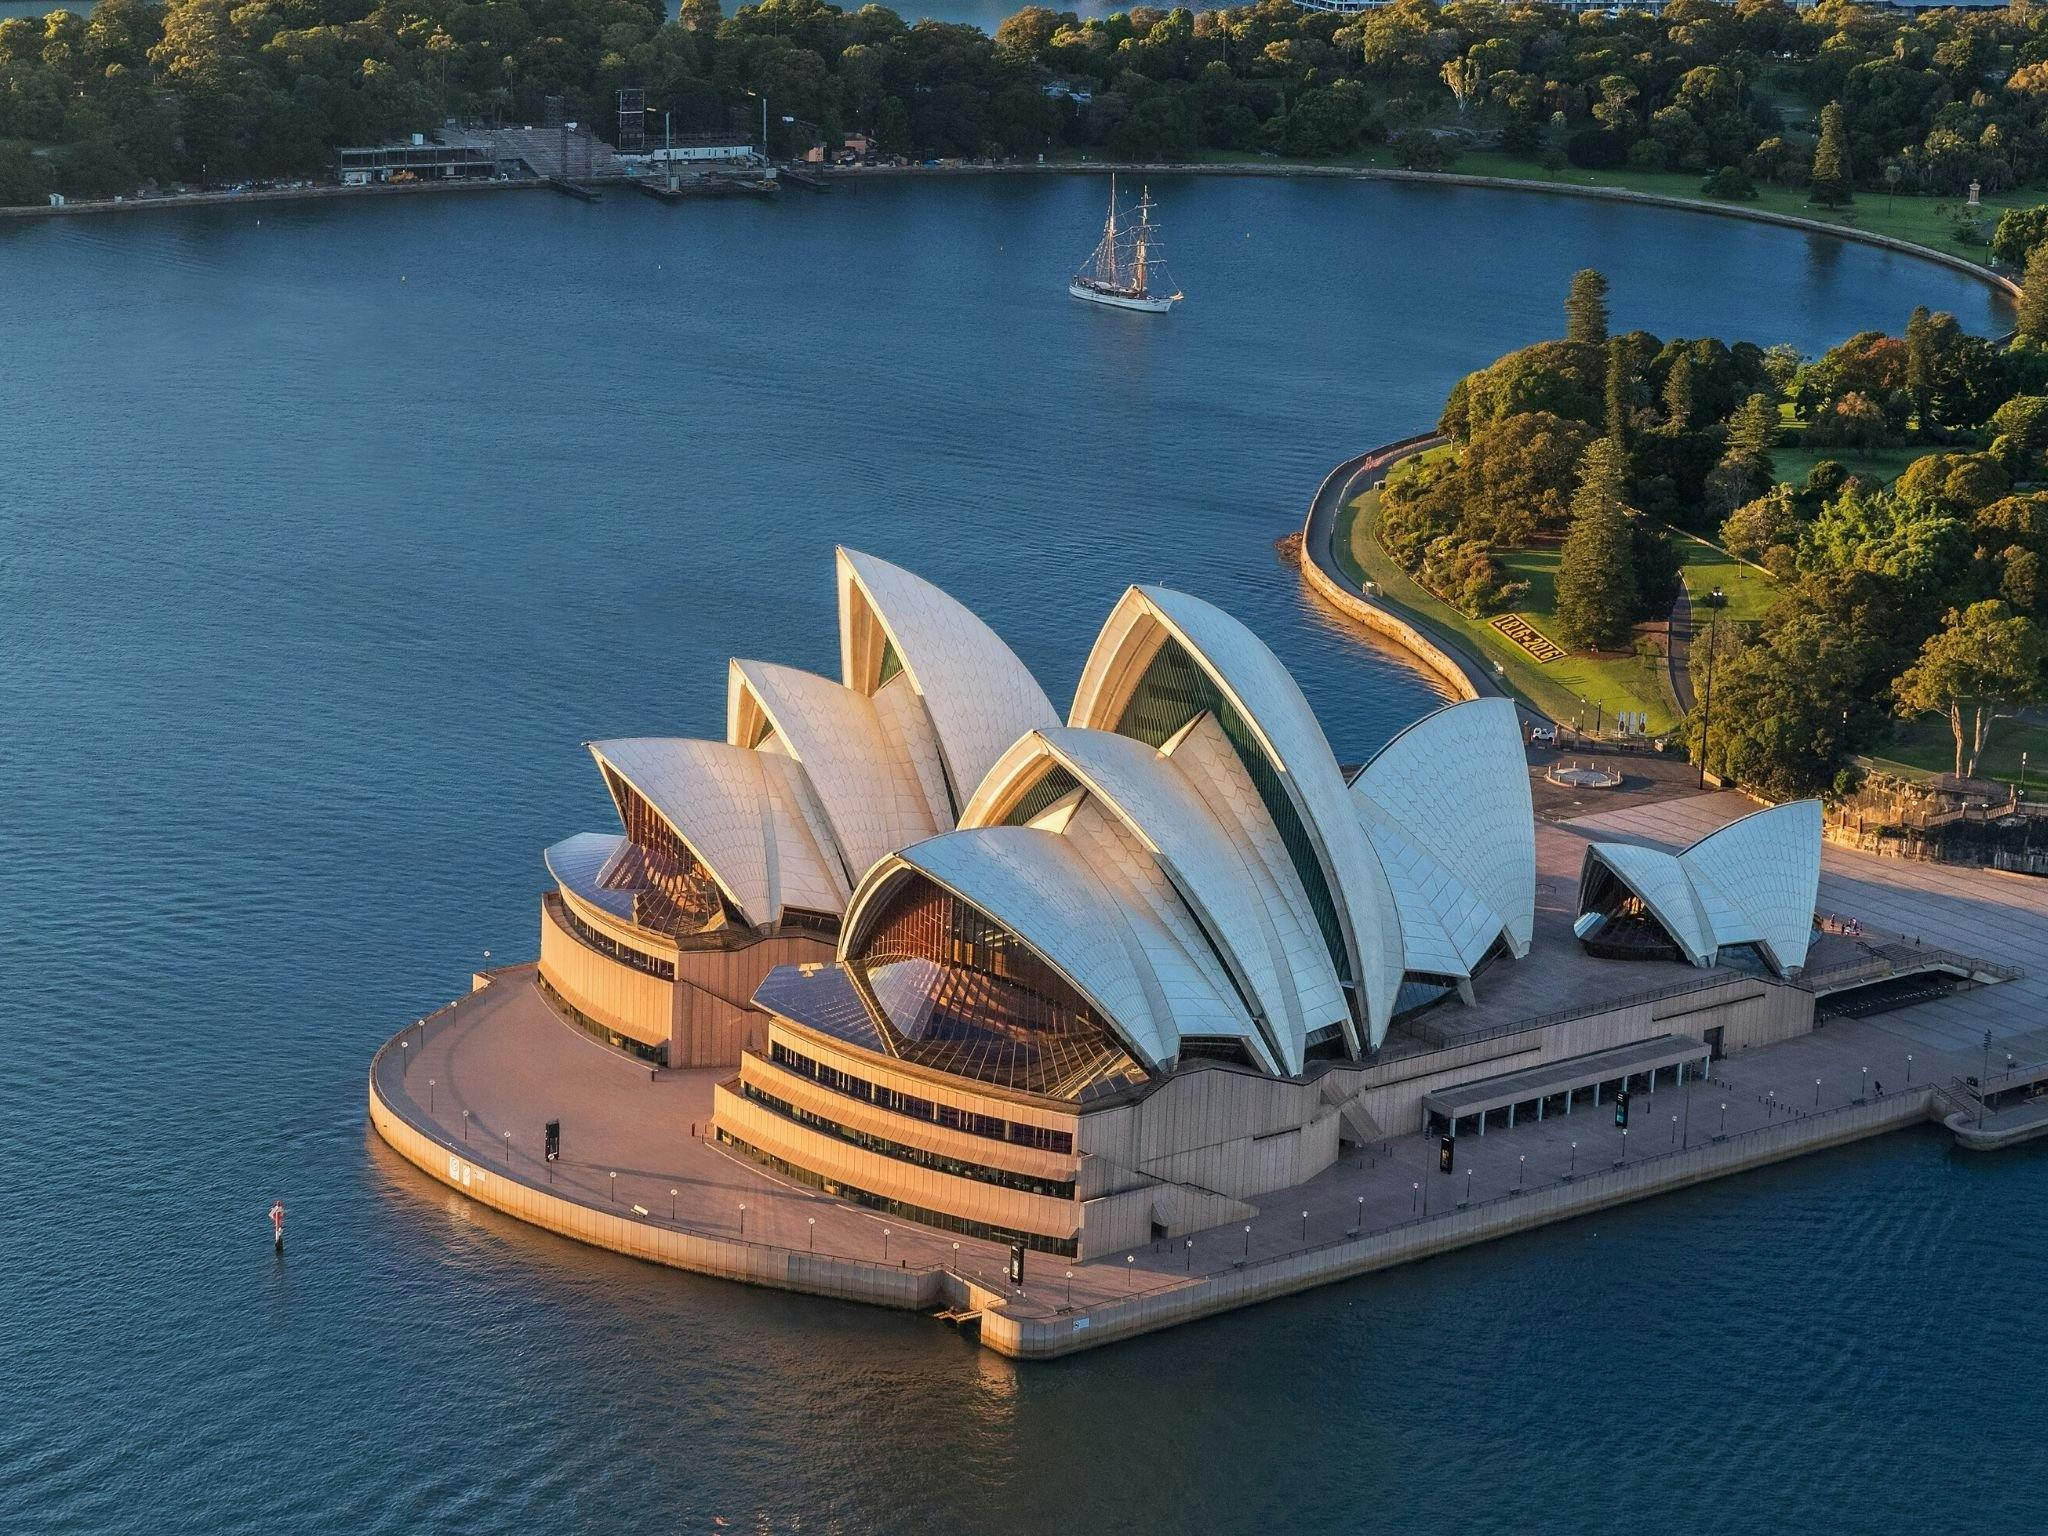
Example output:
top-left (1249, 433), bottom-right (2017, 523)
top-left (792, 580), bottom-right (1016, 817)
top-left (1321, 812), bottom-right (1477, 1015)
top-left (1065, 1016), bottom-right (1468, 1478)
top-left (1672, 534), bottom-right (1780, 624)
top-left (1867, 715), bottom-right (2048, 788)
top-left (1446, 150), bottom-right (2026, 268)
top-left (1772, 438), bottom-right (1926, 492)
top-left (1343, 485), bottom-right (1681, 733)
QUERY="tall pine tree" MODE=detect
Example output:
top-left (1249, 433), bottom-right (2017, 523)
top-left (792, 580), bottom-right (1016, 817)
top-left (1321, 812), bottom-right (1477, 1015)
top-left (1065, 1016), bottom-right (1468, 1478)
top-left (1565, 268), bottom-right (1610, 345)
top-left (1605, 336), bottom-right (1635, 448)
top-left (1905, 305), bottom-right (1934, 431)
top-left (1556, 437), bottom-right (1640, 651)
top-left (1810, 102), bottom-right (1852, 206)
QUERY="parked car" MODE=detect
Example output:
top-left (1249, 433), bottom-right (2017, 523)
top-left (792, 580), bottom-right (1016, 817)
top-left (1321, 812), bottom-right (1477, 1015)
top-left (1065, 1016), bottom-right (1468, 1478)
top-left (1529, 725), bottom-right (1555, 746)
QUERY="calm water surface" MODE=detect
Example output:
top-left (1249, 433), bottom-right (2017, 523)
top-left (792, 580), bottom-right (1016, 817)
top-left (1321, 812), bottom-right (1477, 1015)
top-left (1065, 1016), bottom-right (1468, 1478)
top-left (1, 177), bottom-right (2036, 1535)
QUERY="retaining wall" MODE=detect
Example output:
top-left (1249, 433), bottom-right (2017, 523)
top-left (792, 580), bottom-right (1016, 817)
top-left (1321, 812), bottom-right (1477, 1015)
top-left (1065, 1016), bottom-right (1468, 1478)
top-left (367, 1029), bottom-right (948, 1312)
top-left (980, 1088), bottom-right (1934, 1358)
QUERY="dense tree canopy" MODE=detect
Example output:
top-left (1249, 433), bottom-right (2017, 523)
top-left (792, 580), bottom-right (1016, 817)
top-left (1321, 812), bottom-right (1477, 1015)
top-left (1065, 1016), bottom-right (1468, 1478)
top-left (14, 0), bottom-right (2048, 202)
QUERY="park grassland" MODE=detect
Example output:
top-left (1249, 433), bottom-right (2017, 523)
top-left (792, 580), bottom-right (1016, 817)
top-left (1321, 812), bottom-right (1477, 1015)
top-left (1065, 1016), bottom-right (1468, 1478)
top-left (1866, 716), bottom-right (2048, 789)
top-left (1340, 477), bottom-right (1684, 734)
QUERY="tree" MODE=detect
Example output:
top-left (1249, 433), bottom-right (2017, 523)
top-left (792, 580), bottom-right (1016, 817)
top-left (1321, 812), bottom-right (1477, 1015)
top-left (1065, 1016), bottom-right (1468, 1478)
top-left (1905, 305), bottom-right (1934, 432)
top-left (1810, 101), bottom-right (1852, 206)
top-left (1721, 485), bottom-right (1806, 568)
top-left (1664, 352), bottom-right (1699, 430)
top-left (2020, 243), bottom-right (2048, 344)
top-left (1893, 600), bottom-right (2048, 779)
top-left (1992, 205), bottom-right (2048, 268)
top-left (1565, 268), bottom-right (1610, 346)
top-left (1604, 336), bottom-right (1636, 447)
top-left (1698, 608), bottom-right (1863, 797)
top-left (1725, 391), bottom-right (1778, 481)
top-left (1556, 437), bottom-right (1640, 650)
top-left (1461, 410), bottom-right (1597, 544)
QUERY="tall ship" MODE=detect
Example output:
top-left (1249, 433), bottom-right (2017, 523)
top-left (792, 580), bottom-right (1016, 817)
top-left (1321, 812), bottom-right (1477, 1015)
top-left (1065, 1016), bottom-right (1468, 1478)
top-left (1069, 175), bottom-right (1183, 313)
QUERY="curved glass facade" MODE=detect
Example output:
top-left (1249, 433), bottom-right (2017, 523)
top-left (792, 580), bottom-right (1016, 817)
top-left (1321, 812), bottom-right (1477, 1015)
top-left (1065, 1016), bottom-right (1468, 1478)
top-left (599, 765), bottom-right (740, 937)
top-left (849, 874), bottom-right (1146, 1100)
top-left (1113, 636), bottom-right (1354, 997)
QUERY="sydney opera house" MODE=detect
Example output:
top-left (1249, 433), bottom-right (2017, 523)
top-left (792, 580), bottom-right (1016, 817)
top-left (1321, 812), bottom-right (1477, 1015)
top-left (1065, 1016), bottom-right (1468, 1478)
top-left (536, 548), bottom-right (1823, 1259)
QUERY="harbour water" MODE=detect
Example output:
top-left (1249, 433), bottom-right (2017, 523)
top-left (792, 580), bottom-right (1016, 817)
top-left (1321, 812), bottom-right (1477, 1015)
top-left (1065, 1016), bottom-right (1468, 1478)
top-left (1, 176), bottom-right (2038, 1533)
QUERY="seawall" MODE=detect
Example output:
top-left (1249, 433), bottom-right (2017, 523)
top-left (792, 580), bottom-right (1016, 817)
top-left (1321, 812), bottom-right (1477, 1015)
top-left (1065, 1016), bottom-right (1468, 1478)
top-left (981, 1087), bottom-right (1935, 1358)
top-left (366, 1013), bottom-right (952, 1314)
top-left (1295, 431), bottom-right (1516, 713)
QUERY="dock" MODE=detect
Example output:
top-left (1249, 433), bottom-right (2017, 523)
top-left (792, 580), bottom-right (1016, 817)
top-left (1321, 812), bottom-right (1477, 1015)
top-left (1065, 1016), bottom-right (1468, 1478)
top-left (367, 789), bottom-right (2048, 1359)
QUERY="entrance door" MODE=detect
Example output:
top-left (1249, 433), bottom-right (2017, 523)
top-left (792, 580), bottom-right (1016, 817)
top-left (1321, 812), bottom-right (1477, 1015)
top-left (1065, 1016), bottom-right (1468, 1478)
top-left (1705, 1026), bottom-right (1726, 1062)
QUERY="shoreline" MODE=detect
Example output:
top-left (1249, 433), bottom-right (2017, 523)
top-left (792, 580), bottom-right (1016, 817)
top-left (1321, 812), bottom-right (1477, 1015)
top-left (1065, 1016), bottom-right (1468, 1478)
top-left (0, 158), bottom-right (2024, 309)
top-left (366, 968), bottom-right (1967, 1360)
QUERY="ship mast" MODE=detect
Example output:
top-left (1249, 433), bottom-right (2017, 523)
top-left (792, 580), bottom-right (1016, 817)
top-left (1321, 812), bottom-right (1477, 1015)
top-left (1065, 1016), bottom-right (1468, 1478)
top-left (1134, 185), bottom-right (1152, 296)
top-left (1101, 173), bottom-right (1119, 285)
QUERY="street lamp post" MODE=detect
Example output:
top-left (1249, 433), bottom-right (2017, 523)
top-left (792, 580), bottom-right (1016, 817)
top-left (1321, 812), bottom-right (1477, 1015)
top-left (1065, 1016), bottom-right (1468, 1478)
top-left (1517, 1154), bottom-right (1526, 1189)
top-left (1907, 1053), bottom-right (1914, 1084)
top-left (1569, 1141), bottom-right (1577, 1176)
top-left (1243, 1224), bottom-right (1251, 1261)
top-left (1185, 1238), bottom-right (1193, 1272)
top-left (1066, 1269), bottom-right (1074, 1307)
top-left (739, 1202), bottom-right (746, 1236)
top-left (502, 1130), bottom-right (511, 1163)
top-left (427, 1077), bottom-right (435, 1113)
top-left (608, 1171), bottom-right (617, 1203)
top-left (1620, 1127), bottom-right (1628, 1164)
top-left (1720, 1101), bottom-right (1728, 1136)
top-left (401, 1039), bottom-right (409, 1075)
top-left (1355, 1194), bottom-right (1364, 1233)
top-left (807, 1216), bottom-right (815, 1253)
top-left (462, 1109), bottom-right (470, 1142)
top-left (670, 1188), bottom-right (678, 1221)
top-left (1670, 1112), bottom-right (1677, 1147)
top-left (883, 1227), bottom-right (891, 1262)
top-left (1815, 1077), bottom-right (1822, 1108)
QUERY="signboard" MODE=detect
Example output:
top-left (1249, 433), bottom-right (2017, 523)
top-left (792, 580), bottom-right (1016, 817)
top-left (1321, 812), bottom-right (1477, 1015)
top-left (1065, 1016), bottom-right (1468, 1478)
top-left (1007, 1243), bottom-right (1025, 1286)
top-left (1439, 1134), bottom-right (1455, 1174)
top-left (545, 1120), bottom-right (561, 1163)
top-left (1489, 613), bottom-right (1567, 663)
top-left (1614, 1089), bottom-right (1630, 1129)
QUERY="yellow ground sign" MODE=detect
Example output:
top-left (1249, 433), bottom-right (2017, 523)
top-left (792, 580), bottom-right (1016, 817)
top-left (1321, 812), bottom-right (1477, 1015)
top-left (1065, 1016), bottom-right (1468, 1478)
top-left (1490, 613), bottom-right (1566, 663)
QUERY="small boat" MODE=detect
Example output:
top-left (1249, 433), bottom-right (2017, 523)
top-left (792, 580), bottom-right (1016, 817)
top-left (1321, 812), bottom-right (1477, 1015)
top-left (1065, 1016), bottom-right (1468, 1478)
top-left (1069, 174), bottom-right (1182, 313)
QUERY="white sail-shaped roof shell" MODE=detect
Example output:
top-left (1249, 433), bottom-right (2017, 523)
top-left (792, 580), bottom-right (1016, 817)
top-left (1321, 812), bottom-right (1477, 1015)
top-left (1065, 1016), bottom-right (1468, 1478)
top-left (1579, 800), bottom-right (1822, 976)
top-left (727, 659), bottom-right (942, 888)
top-left (962, 725), bottom-right (1347, 1073)
top-left (837, 548), bottom-right (1060, 817)
top-left (1678, 800), bottom-right (1823, 974)
top-left (1350, 698), bottom-right (1536, 976)
top-left (846, 827), bottom-right (1259, 1073)
top-left (587, 737), bottom-right (849, 927)
top-left (1069, 584), bottom-right (1405, 1049)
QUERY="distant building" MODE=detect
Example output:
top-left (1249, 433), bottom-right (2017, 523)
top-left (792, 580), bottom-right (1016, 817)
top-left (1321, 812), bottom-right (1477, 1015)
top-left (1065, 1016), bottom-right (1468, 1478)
top-left (337, 138), bottom-right (496, 186)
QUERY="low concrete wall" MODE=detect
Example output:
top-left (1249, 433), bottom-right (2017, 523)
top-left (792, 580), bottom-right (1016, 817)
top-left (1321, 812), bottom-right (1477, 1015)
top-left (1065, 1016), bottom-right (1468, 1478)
top-left (367, 1022), bottom-right (946, 1312)
top-left (1296, 436), bottom-right (1488, 706)
top-left (979, 1088), bottom-right (1933, 1358)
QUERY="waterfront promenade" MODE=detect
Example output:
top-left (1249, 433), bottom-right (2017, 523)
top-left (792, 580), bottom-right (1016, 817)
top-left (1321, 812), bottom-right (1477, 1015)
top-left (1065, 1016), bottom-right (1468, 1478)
top-left (370, 789), bottom-right (2048, 1357)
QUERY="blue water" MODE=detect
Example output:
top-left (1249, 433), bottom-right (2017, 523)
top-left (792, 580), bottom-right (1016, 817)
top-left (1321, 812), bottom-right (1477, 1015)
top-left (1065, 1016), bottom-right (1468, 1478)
top-left (0, 176), bottom-right (2033, 1534)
